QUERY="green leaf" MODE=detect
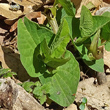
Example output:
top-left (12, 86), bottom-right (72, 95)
top-left (40, 83), bottom-right (51, 94)
top-left (22, 82), bottom-right (35, 93)
top-left (39, 51), bottom-right (80, 107)
top-left (0, 68), bottom-right (16, 78)
top-left (79, 97), bottom-right (87, 110)
top-left (55, 0), bottom-right (75, 16)
top-left (82, 97), bottom-right (87, 104)
top-left (45, 56), bottom-right (70, 69)
top-left (65, 17), bottom-right (80, 39)
top-left (17, 17), bottom-right (55, 77)
top-left (101, 12), bottom-right (110, 41)
top-left (33, 86), bottom-right (43, 96)
top-left (3, 72), bottom-right (17, 78)
top-left (93, 16), bottom-right (110, 34)
top-left (79, 103), bottom-right (85, 110)
top-left (101, 23), bottom-right (110, 41)
top-left (56, 8), bottom-right (67, 25)
top-left (49, 6), bottom-right (57, 17)
top-left (39, 95), bottom-right (47, 105)
top-left (86, 2), bottom-right (95, 9)
top-left (37, 19), bottom-right (71, 68)
top-left (34, 81), bottom-right (41, 87)
top-left (23, 18), bottom-right (54, 46)
top-left (33, 83), bottom-right (51, 104)
top-left (50, 19), bottom-right (70, 58)
top-left (76, 44), bottom-right (104, 72)
top-left (80, 6), bottom-right (93, 37)
top-left (105, 42), bottom-right (110, 51)
top-left (102, 11), bottom-right (110, 17)
top-left (33, 83), bottom-right (51, 96)
top-left (76, 6), bottom-right (110, 45)
top-left (84, 58), bottom-right (104, 72)
top-left (40, 39), bottom-right (70, 69)
top-left (56, 8), bottom-right (80, 39)
top-left (0, 68), bottom-right (10, 76)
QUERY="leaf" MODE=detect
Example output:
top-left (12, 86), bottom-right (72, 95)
top-left (40, 83), bottom-right (52, 94)
top-left (56, 8), bottom-right (80, 40)
top-left (0, 3), bottom-right (23, 20)
top-left (10, 12), bottom-right (45, 32)
top-left (12, 0), bottom-right (43, 14)
top-left (50, 19), bottom-right (70, 58)
top-left (71, 0), bottom-right (102, 18)
top-left (82, 97), bottom-right (87, 104)
top-left (101, 23), bottom-right (110, 41)
top-left (34, 81), bottom-right (41, 87)
top-left (33, 86), bottom-right (43, 96)
top-left (0, 68), bottom-right (16, 78)
top-left (40, 39), bottom-right (70, 69)
top-left (79, 103), bottom-right (85, 110)
top-left (101, 12), bottom-right (110, 41)
top-left (79, 97), bottom-right (87, 110)
top-left (3, 72), bottom-right (17, 78)
top-left (76, 6), bottom-right (110, 45)
top-left (39, 95), bottom-right (47, 105)
top-left (39, 51), bottom-right (80, 107)
top-left (55, 0), bottom-right (75, 16)
top-left (56, 8), bottom-right (80, 39)
top-left (40, 39), bottom-right (51, 56)
top-left (93, 16), bottom-right (110, 35)
top-left (76, 44), bottom-right (104, 72)
top-left (66, 17), bottom-right (80, 39)
top-left (0, 68), bottom-right (10, 76)
top-left (33, 83), bottom-right (51, 104)
top-left (105, 42), bottom-right (110, 51)
top-left (17, 17), bottom-right (55, 77)
top-left (23, 17), bottom-right (54, 46)
top-left (22, 82), bottom-right (35, 93)
top-left (102, 11), bottom-right (110, 17)
top-left (56, 8), bottom-right (67, 25)
top-left (37, 19), bottom-right (71, 68)
top-left (80, 6), bottom-right (93, 37)
top-left (86, 2), bottom-right (95, 10)
top-left (45, 56), bottom-right (70, 69)
top-left (49, 6), bottom-right (57, 17)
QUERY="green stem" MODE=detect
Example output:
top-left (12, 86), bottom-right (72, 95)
top-left (89, 29), bottom-right (102, 59)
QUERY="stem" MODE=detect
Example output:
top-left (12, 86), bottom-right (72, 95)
top-left (48, 16), bottom-right (59, 34)
top-left (89, 29), bottom-right (102, 59)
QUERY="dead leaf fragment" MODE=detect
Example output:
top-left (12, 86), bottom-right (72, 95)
top-left (9, 21), bottom-right (18, 32)
top-left (26, 11), bottom-right (41, 20)
top-left (0, 3), bottom-right (23, 19)
top-left (26, 11), bottom-right (46, 24)
top-left (37, 14), bottom-right (46, 24)
top-left (0, 27), bottom-right (9, 44)
top-left (103, 0), bottom-right (110, 3)
top-left (10, 11), bottom-right (46, 32)
top-left (71, 0), bottom-right (102, 17)
top-left (8, 0), bottom-right (43, 14)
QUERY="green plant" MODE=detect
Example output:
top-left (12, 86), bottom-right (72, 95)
top-left (17, 0), bottom-right (110, 107)
top-left (79, 97), bottom-right (87, 110)
top-left (22, 81), bottom-right (51, 104)
top-left (0, 68), bottom-right (17, 78)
